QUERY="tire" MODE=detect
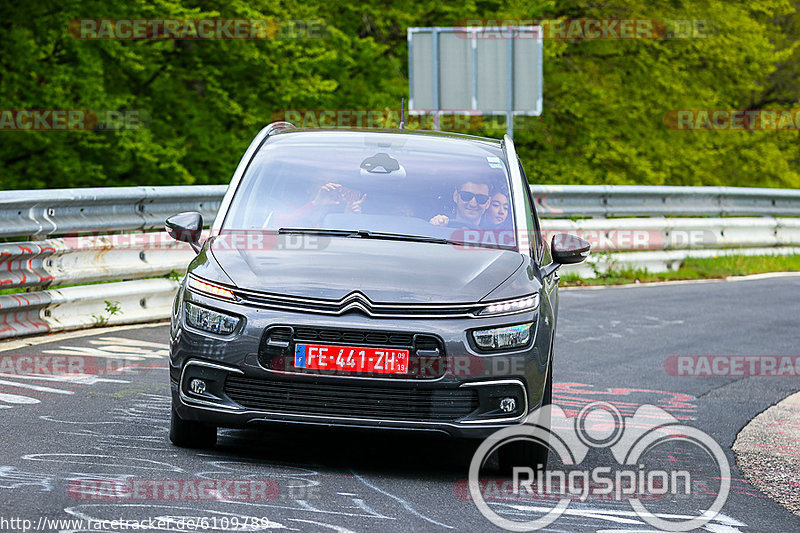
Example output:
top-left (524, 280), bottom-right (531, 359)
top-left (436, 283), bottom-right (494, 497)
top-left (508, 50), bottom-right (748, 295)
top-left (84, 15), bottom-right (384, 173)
top-left (497, 362), bottom-right (552, 473)
top-left (169, 408), bottom-right (217, 448)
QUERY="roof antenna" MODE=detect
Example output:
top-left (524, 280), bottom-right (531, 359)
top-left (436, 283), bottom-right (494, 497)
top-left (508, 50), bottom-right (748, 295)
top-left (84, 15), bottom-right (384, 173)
top-left (400, 97), bottom-right (405, 131)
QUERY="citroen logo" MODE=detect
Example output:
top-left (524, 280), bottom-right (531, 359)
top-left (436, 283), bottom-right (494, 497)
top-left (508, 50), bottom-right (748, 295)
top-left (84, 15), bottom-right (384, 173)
top-left (339, 292), bottom-right (372, 315)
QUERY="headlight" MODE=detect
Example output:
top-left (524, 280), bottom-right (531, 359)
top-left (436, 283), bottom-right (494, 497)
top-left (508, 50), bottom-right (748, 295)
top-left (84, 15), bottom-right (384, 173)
top-left (187, 276), bottom-right (236, 300)
top-left (472, 323), bottom-right (533, 350)
top-left (184, 301), bottom-right (240, 335)
top-left (479, 294), bottom-right (539, 316)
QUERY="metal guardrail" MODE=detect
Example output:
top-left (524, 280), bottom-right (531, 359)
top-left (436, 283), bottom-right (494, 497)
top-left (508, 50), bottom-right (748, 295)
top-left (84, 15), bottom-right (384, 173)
top-left (2, 184), bottom-right (799, 240)
top-left (543, 217), bottom-right (800, 251)
top-left (0, 185), bottom-right (224, 239)
top-left (0, 279), bottom-right (179, 338)
top-left (530, 184), bottom-right (800, 218)
top-left (1, 235), bottom-right (194, 290)
top-left (1, 184), bottom-right (799, 339)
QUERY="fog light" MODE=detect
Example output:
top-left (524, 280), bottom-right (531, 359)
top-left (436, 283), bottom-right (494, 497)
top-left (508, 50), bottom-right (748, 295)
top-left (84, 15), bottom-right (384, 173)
top-left (499, 397), bottom-right (517, 413)
top-left (189, 379), bottom-right (207, 395)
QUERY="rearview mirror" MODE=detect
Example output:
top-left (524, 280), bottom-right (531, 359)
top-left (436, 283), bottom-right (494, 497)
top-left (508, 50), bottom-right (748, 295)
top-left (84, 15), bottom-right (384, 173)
top-left (166, 212), bottom-right (203, 253)
top-left (541, 233), bottom-right (591, 278)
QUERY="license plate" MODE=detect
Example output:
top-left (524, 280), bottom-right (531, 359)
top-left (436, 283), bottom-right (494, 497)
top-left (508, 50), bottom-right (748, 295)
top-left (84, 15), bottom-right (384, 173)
top-left (294, 343), bottom-right (409, 375)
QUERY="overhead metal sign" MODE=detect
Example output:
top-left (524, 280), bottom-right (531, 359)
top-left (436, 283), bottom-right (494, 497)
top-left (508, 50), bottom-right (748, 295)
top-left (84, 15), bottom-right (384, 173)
top-left (408, 26), bottom-right (543, 136)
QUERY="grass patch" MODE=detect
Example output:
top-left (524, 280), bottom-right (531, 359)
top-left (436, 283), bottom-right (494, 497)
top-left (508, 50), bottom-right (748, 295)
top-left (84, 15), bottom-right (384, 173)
top-left (561, 254), bottom-right (800, 286)
top-left (0, 287), bottom-right (30, 295)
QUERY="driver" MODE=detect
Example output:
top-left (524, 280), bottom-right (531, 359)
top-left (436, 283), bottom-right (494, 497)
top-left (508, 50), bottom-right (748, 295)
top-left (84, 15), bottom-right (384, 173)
top-left (429, 180), bottom-right (491, 228)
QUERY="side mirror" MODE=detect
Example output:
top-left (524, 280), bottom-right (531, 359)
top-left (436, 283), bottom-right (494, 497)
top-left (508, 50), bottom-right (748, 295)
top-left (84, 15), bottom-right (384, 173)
top-left (166, 212), bottom-right (203, 253)
top-left (541, 233), bottom-right (591, 278)
top-left (551, 233), bottom-right (591, 264)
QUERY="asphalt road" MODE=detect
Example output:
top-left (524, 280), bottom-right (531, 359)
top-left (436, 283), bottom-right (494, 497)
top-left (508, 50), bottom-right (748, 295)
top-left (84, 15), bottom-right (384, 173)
top-left (0, 275), bottom-right (799, 532)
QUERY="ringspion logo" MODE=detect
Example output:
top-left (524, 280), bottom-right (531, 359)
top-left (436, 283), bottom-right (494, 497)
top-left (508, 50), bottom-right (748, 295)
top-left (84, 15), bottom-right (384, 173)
top-left (469, 402), bottom-right (730, 531)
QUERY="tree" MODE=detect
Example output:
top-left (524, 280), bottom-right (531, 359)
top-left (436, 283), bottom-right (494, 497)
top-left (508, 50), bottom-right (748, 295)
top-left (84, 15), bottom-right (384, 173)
top-left (0, 0), bottom-right (798, 190)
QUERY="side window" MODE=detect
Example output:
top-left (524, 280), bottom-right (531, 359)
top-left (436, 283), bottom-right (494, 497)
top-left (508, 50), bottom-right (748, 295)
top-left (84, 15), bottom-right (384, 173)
top-left (517, 160), bottom-right (545, 263)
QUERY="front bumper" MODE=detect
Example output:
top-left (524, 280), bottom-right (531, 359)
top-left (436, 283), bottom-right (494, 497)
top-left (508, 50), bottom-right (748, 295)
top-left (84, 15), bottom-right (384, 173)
top-left (169, 288), bottom-right (553, 439)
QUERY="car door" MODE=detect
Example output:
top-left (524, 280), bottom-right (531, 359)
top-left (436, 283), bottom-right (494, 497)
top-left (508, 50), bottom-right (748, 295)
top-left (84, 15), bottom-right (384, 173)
top-left (518, 160), bottom-right (558, 362)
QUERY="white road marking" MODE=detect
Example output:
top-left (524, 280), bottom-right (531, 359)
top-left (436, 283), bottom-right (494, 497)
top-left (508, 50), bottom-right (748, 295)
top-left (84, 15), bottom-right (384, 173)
top-left (0, 392), bottom-right (39, 404)
top-left (92, 337), bottom-right (169, 349)
top-left (22, 454), bottom-right (184, 472)
top-left (287, 518), bottom-right (357, 533)
top-left (352, 471), bottom-right (454, 529)
top-left (39, 416), bottom-right (122, 425)
top-left (492, 503), bottom-right (746, 530)
top-left (0, 373), bottom-right (129, 385)
top-left (0, 466), bottom-right (54, 491)
top-left (0, 378), bottom-right (74, 394)
top-left (41, 346), bottom-right (164, 360)
top-left (0, 322), bottom-right (167, 353)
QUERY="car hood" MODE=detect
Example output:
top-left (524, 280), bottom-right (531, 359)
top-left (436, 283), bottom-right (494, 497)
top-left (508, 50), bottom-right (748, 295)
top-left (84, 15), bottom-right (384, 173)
top-left (209, 235), bottom-right (523, 303)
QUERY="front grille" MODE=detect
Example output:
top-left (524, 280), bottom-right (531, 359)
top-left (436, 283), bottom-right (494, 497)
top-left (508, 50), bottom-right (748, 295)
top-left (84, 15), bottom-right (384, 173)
top-left (259, 325), bottom-right (447, 379)
top-left (232, 289), bottom-right (481, 318)
top-left (294, 327), bottom-right (413, 346)
top-left (224, 376), bottom-right (479, 421)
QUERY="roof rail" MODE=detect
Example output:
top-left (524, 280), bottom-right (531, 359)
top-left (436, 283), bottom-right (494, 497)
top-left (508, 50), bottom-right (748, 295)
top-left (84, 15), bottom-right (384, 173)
top-left (264, 121), bottom-right (296, 137)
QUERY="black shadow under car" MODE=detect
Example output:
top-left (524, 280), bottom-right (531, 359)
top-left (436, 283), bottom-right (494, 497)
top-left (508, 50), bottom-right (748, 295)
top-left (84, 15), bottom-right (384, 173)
top-left (166, 123), bottom-right (589, 468)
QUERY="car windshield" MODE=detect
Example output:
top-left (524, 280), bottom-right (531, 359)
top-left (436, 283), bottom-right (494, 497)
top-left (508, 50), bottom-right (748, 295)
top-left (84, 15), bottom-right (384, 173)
top-left (222, 131), bottom-right (517, 249)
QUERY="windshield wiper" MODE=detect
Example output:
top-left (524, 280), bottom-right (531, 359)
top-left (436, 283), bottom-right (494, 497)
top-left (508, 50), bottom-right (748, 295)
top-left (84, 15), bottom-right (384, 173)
top-left (277, 228), bottom-right (359, 237)
top-left (350, 230), bottom-right (453, 245)
top-left (278, 228), bottom-right (452, 245)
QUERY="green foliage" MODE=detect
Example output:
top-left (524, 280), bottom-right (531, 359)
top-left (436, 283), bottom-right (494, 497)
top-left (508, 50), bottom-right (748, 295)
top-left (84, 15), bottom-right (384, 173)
top-left (561, 253), bottom-right (800, 285)
top-left (91, 299), bottom-right (122, 325)
top-left (1, 0), bottom-right (799, 190)
top-left (166, 270), bottom-right (184, 282)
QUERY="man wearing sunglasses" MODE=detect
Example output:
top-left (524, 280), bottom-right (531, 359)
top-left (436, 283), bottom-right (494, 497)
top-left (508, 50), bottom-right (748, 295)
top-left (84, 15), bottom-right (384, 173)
top-left (429, 180), bottom-right (492, 228)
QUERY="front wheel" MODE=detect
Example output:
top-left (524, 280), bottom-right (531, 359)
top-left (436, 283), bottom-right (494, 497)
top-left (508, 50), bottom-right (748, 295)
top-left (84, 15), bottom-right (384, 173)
top-left (169, 408), bottom-right (217, 448)
top-left (497, 363), bottom-right (552, 472)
